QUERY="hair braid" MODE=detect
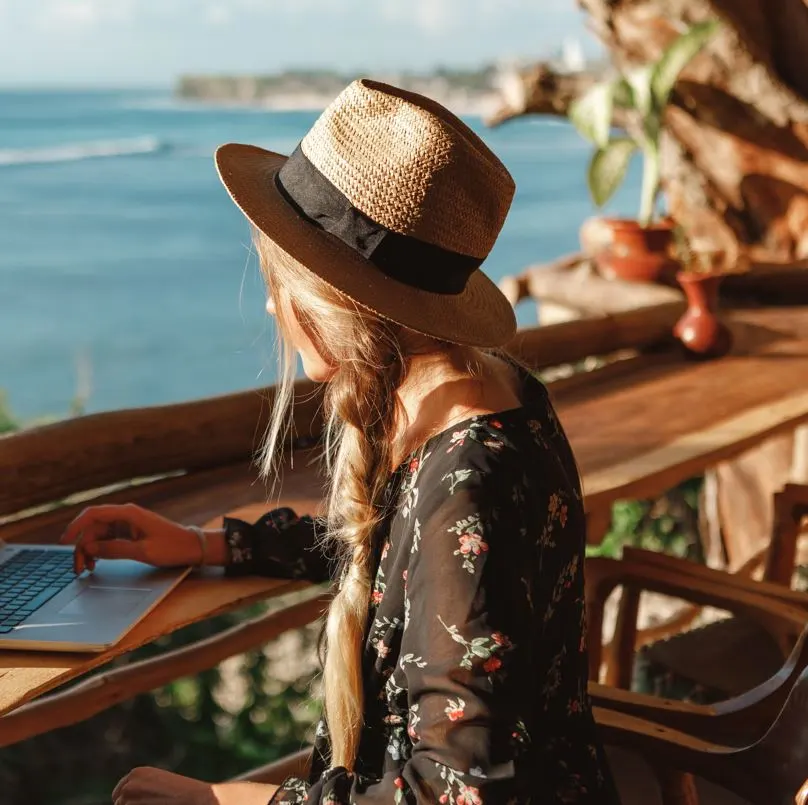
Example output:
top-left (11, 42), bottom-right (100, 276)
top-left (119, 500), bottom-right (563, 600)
top-left (321, 325), bottom-right (405, 767)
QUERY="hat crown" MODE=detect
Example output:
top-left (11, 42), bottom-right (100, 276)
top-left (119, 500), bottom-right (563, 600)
top-left (299, 79), bottom-right (515, 260)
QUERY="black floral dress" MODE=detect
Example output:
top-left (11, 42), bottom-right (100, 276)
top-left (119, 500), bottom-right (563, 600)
top-left (223, 368), bottom-right (621, 805)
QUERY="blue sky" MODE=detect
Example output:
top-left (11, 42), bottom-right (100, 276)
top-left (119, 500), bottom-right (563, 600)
top-left (0, 0), bottom-right (595, 87)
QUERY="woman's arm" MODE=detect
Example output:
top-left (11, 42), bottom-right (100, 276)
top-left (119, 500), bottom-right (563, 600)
top-left (59, 504), bottom-right (335, 583)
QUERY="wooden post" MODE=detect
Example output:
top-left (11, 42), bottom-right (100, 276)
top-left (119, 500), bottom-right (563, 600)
top-left (605, 586), bottom-right (641, 689)
top-left (586, 595), bottom-right (605, 684)
top-left (791, 426), bottom-right (808, 485)
top-left (763, 489), bottom-right (804, 587)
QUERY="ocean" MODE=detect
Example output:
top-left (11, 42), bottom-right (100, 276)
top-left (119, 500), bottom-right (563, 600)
top-left (0, 89), bottom-right (642, 420)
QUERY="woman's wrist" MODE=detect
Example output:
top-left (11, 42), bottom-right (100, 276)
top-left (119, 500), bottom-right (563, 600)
top-left (198, 529), bottom-right (229, 567)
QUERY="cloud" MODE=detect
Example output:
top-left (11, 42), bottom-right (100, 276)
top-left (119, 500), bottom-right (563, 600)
top-left (35, 0), bottom-right (133, 30)
top-left (379, 0), bottom-right (579, 36)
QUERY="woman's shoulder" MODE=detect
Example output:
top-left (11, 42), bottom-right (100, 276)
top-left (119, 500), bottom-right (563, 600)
top-left (412, 368), bottom-right (559, 467)
top-left (395, 409), bottom-right (539, 514)
top-left (391, 368), bottom-right (577, 512)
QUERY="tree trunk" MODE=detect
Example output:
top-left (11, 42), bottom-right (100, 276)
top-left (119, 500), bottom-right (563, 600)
top-left (488, 0), bottom-right (808, 263)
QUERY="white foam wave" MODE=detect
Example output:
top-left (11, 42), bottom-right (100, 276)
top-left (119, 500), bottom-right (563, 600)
top-left (0, 136), bottom-right (165, 167)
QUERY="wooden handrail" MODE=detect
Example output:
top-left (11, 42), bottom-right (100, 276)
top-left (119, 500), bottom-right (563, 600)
top-left (0, 309), bottom-right (680, 520)
top-left (505, 306), bottom-right (679, 369)
top-left (0, 592), bottom-right (329, 748)
top-left (621, 545), bottom-right (808, 607)
top-left (0, 379), bottom-right (324, 518)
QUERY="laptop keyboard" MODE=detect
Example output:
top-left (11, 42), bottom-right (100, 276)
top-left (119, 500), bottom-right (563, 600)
top-left (0, 550), bottom-right (77, 634)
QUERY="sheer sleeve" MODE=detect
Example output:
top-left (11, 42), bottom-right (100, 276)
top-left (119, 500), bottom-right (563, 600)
top-left (222, 507), bottom-right (335, 583)
top-left (271, 455), bottom-right (535, 805)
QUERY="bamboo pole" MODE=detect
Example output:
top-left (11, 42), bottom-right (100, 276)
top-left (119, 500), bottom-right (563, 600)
top-left (0, 379), bottom-right (324, 518)
top-left (506, 304), bottom-right (682, 369)
top-left (0, 593), bottom-right (329, 748)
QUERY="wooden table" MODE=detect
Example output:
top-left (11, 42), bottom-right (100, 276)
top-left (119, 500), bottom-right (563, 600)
top-left (2, 305), bottom-right (808, 729)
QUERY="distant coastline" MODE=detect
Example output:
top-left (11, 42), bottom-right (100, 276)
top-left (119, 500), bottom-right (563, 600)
top-left (175, 68), bottom-right (506, 116)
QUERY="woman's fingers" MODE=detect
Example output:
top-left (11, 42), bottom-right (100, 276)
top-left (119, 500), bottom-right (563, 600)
top-left (60, 505), bottom-right (147, 573)
top-left (60, 504), bottom-right (142, 546)
top-left (58, 503), bottom-right (200, 570)
top-left (73, 524), bottom-right (144, 573)
top-left (76, 538), bottom-right (144, 573)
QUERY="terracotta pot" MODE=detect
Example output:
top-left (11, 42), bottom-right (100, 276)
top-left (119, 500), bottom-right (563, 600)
top-left (588, 218), bottom-right (678, 284)
top-left (673, 271), bottom-right (734, 359)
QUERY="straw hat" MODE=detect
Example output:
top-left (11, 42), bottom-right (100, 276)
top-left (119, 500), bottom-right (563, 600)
top-left (215, 78), bottom-right (517, 347)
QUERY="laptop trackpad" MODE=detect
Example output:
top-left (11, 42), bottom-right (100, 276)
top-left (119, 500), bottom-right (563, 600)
top-left (58, 587), bottom-right (146, 617)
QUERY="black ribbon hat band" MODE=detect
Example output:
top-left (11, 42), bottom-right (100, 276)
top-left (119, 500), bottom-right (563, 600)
top-left (275, 146), bottom-right (481, 295)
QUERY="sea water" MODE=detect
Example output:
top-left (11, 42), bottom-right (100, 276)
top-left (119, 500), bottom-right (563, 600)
top-left (0, 89), bottom-right (641, 419)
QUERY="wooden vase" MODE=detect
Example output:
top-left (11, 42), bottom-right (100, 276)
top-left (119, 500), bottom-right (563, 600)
top-left (673, 271), bottom-right (733, 359)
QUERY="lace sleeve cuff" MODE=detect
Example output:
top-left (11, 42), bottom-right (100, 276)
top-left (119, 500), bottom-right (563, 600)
top-left (267, 776), bottom-right (310, 805)
top-left (222, 508), bottom-right (334, 582)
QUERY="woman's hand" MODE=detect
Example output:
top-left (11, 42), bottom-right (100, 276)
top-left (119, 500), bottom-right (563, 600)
top-left (59, 503), bottom-right (224, 573)
top-left (110, 767), bottom-right (277, 805)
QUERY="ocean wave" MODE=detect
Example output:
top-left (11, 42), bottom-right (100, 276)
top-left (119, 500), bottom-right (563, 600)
top-left (0, 136), bottom-right (166, 167)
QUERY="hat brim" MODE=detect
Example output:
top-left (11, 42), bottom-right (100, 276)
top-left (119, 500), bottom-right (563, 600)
top-left (215, 143), bottom-right (516, 348)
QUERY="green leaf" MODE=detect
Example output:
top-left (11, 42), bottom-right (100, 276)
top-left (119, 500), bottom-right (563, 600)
top-left (568, 80), bottom-right (617, 148)
top-left (612, 77), bottom-right (634, 108)
top-left (624, 65), bottom-right (654, 117)
top-left (471, 645), bottom-right (492, 658)
top-left (587, 138), bottom-right (637, 207)
top-left (651, 19), bottom-right (720, 109)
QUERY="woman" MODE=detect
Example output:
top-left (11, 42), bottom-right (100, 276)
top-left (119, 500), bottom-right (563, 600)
top-left (62, 80), bottom-right (620, 805)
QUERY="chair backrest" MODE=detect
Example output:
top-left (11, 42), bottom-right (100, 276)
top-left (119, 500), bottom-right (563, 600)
top-left (621, 546), bottom-right (808, 609)
top-left (590, 625), bottom-right (808, 748)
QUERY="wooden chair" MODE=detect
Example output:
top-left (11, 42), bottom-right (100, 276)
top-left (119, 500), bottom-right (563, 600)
top-left (590, 624), bottom-right (808, 748)
top-left (594, 656), bottom-right (808, 805)
top-left (591, 483), bottom-right (808, 693)
top-left (585, 549), bottom-right (808, 690)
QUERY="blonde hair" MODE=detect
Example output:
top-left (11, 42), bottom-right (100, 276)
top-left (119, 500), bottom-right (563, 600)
top-left (255, 231), bottom-right (427, 769)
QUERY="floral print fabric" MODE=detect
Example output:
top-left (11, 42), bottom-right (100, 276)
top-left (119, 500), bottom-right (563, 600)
top-left (223, 368), bottom-right (620, 805)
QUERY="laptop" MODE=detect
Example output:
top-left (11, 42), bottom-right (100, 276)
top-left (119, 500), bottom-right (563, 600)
top-left (0, 539), bottom-right (190, 652)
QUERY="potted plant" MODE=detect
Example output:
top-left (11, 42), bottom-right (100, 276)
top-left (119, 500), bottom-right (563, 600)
top-left (570, 19), bottom-right (720, 283)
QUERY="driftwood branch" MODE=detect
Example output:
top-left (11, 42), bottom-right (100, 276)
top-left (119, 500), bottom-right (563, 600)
top-left (0, 379), bottom-right (325, 519)
top-left (486, 63), bottom-right (610, 126)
